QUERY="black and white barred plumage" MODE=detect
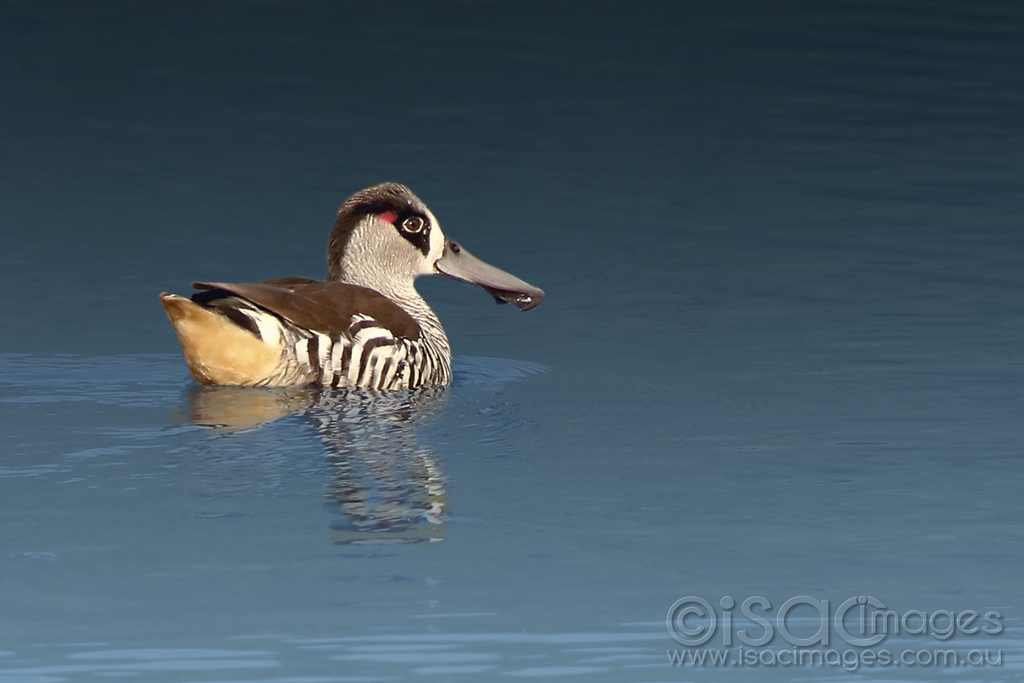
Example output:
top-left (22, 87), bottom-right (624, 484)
top-left (217, 296), bottom-right (451, 390)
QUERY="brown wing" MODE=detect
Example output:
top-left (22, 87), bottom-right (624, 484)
top-left (191, 279), bottom-right (421, 341)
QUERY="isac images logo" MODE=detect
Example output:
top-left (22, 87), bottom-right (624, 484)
top-left (666, 595), bottom-right (1003, 671)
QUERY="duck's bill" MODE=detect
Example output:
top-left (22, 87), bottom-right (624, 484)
top-left (435, 238), bottom-right (545, 312)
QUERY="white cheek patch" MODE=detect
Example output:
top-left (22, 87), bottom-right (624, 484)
top-left (425, 211), bottom-right (446, 274)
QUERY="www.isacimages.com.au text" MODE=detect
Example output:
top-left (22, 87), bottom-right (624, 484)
top-left (667, 646), bottom-right (1002, 671)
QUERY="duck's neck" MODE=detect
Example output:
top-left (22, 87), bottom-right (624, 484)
top-left (334, 270), bottom-right (452, 376)
top-left (391, 284), bottom-right (450, 353)
top-left (386, 283), bottom-right (453, 386)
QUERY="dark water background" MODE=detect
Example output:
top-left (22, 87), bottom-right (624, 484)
top-left (1, 1), bottom-right (1023, 681)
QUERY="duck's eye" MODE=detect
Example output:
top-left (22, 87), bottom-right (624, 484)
top-left (402, 216), bottom-right (425, 233)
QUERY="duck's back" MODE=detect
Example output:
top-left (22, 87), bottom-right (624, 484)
top-left (160, 278), bottom-right (449, 390)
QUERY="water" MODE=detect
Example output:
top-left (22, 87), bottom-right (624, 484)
top-left (2, 0), bottom-right (1023, 680)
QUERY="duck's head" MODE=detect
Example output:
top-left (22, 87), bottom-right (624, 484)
top-left (327, 183), bottom-right (544, 311)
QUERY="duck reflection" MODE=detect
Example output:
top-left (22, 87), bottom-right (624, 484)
top-left (185, 384), bottom-right (449, 545)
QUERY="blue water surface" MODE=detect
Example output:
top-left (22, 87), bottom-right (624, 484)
top-left (1, 1), bottom-right (1023, 681)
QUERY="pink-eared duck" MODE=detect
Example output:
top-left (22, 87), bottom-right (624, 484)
top-left (160, 183), bottom-right (543, 389)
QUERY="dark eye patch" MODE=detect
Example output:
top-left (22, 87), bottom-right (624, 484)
top-left (393, 210), bottom-right (431, 256)
top-left (351, 201), bottom-right (431, 256)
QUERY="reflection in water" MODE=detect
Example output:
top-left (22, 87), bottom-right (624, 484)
top-left (186, 384), bottom-right (322, 433)
top-left (184, 384), bottom-right (450, 545)
top-left (312, 389), bottom-right (449, 545)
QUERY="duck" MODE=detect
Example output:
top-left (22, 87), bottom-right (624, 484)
top-left (159, 183), bottom-right (544, 390)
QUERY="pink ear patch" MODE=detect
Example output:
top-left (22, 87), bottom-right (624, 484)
top-left (377, 211), bottom-right (398, 224)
